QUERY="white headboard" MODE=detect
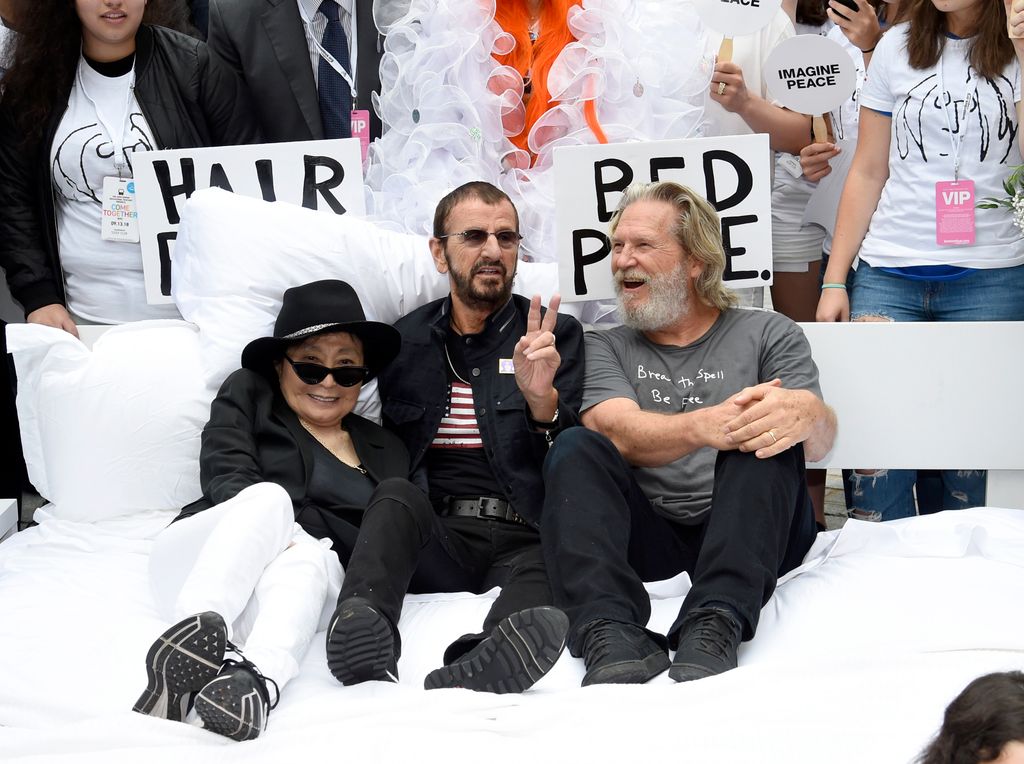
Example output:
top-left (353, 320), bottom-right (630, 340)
top-left (72, 320), bottom-right (1024, 508)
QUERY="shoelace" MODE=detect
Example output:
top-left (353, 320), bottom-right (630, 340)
top-left (686, 612), bottom-right (737, 662)
top-left (224, 642), bottom-right (281, 710)
top-left (581, 623), bottom-right (621, 664)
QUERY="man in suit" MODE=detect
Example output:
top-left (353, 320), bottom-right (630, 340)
top-left (207, 0), bottom-right (383, 143)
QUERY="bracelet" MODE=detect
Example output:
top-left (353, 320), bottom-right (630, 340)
top-left (821, 283), bottom-right (848, 290)
top-left (859, 45), bottom-right (876, 53)
top-left (527, 407), bottom-right (559, 431)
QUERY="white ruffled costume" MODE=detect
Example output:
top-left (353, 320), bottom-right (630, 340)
top-left (365, 0), bottom-right (713, 265)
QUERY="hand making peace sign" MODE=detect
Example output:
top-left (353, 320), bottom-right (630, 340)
top-left (513, 294), bottom-right (562, 422)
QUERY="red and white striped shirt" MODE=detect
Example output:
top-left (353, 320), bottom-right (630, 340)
top-left (431, 381), bottom-right (482, 449)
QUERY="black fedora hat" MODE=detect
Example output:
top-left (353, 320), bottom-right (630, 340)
top-left (241, 280), bottom-right (400, 381)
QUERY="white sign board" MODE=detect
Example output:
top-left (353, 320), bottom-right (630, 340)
top-left (134, 139), bottom-right (365, 304)
top-left (553, 134), bottom-right (773, 302)
top-left (764, 35), bottom-right (858, 116)
top-left (692, 0), bottom-right (782, 37)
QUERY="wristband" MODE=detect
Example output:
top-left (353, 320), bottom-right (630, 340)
top-left (821, 283), bottom-right (848, 290)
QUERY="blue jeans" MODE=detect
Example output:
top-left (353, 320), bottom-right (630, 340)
top-left (850, 261), bottom-right (1024, 322)
top-left (844, 261), bottom-right (1024, 521)
top-left (847, 469), bottom-right (986, 522)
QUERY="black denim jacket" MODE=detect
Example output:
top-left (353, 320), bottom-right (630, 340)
top-left (378, 294), bottom-right (584, 527)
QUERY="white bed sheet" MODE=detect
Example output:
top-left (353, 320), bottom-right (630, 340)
top-left (1, 507), bottom-right (1023, 763)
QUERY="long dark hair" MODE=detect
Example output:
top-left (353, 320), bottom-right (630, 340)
top-left (906, 0), bottom-right (1013, 79)
top-left (1, 0), bottom-right (192, 144)
top-left (918, 672), bottom-right (1024, 764)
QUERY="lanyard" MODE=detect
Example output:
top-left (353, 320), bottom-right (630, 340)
top-left (936, 50), bottom-right (979, 182)
top-left (298, 0), bottom-right (358, 100)
top-left (75, 57), bottom-right (137, 178)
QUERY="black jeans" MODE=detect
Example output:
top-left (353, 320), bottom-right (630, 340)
top-left (540, 428), bottom-right (816, 655)
top-left (335, 478), bottom-right (552, 660)
top-left (0, 325), bottom-right (28, 508)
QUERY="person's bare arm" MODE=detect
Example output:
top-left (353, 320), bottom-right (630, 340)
top-left (816, 107), bottom-right (891, 321)
top-left (1008, 0), bottom-right (1024, 155)
top-left (711, 61), bottom-right (812, 154)
top-left (581, 396), bottom-right (741, 468)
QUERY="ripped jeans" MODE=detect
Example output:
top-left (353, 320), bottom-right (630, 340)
top-left (850, 261), bottom-right (1024, 322)
top-left (845, 261), bottom-right (1024, 521)
top-left (847, 469), bottom-right (986, 522)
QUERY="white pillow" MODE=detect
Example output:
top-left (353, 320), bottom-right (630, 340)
top-left (170, 188), bottom-right (566, 408)
top-left (6, 321), bottom-right (211, 522)
top-left (742, 508), bottom-right (1024, 665)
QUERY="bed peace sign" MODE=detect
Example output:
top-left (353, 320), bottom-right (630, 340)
top-left (513, 294), bottom-right (562, 424)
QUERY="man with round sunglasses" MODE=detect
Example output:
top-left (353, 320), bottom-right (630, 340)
top-left (325, 180), bottom-right (585, 694)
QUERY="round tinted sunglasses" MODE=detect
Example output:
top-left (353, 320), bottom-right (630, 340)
top-left (284, 356), bottom-right (369, 387)
top-left (437, 228), bottom-right (523, 250)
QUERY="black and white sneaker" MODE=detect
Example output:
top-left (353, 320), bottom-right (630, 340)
top-left (325, 597), bottom-right (398, 685)
top-left (194, 657), bottom-right (279, 742)
top-left (133, 611), bottom-right (227, 722)
top-left (424, 607), bottom-right (569, 694)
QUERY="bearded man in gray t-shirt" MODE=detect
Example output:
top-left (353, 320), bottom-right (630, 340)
top-left (541, 181), bottom-right (836, 687)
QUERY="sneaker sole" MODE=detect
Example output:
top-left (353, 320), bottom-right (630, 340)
top-left (582, 650), bottom-right (670, 686)
top-left (668, 660), bottom-right (721, 682)
top-left (326, 600), bottom-right (396, 685)
top-left (195, 674), bottom-right (265, 742)
top-left (423, 607), bottom-right (569, 694)
top-left (132, 612), bottom-right (227, 721)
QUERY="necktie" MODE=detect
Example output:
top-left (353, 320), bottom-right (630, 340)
top-left (317, 0), bottom-right (352, 139)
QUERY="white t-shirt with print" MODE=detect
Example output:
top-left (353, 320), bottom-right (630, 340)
top-left (50, 57), bottom-right (180, 323)
top-left (858, 23), bottom-right (1024, 269)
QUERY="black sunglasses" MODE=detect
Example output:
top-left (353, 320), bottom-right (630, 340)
top-left (437, 228), bottom-right (523, 250)
top-left (284, 356), bottom-right (369, 387)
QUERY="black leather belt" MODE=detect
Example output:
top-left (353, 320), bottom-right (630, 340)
top-left (440, 496), bottom-right (526, 525)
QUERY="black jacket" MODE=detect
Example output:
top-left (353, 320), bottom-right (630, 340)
top-left (378, 294), bottom-right (585, 527)
top-left (0, 25), bottom-right (261, 316)
top-left (177, 369), bottom-right (411, 531)
top-left (207, 0), bottom-right (383, 143)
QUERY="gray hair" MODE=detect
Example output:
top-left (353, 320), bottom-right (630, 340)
top-left (608, 181), bottom-right (738, 311)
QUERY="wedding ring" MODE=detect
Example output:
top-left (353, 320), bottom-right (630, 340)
top-left (717, 81), bottom-right (727, 96)
top-left (767, 429), bottom-right (778, 444)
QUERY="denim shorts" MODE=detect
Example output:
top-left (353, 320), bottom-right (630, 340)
top-left (851, 261), bottom-right (1024, 322)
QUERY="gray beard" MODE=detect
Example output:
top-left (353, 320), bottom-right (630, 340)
top-left (615, 264), bottom-right (690, 332)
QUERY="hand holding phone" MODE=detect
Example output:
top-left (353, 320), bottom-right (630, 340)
top-left (827, 0), bottom-right (882, 54)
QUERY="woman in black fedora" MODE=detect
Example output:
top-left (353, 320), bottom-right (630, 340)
top-left (133, 279), bottom-right (416, 742)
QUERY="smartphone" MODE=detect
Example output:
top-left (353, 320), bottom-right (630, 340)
top-left (831, 0), bottom-right (859, 17)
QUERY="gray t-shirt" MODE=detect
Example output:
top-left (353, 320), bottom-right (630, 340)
top-left (583, 308), bottom-right (822, 524)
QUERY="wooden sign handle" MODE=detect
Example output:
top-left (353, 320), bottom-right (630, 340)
top-left (812, 115), bottom-right (829, 143)
top-left (718, 38), bottom-right (733, 64)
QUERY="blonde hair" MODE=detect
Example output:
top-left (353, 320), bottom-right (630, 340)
top-left (608, 182), bottom-right (738, 311)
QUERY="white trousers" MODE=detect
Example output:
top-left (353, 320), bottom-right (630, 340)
top-left (148, 482), bottom-right (342, 694)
